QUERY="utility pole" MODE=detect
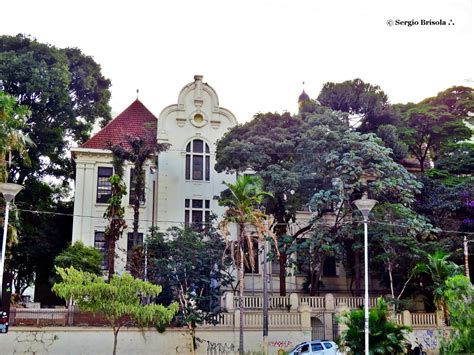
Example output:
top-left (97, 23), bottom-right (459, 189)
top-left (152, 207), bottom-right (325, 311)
top-left (263, 240), bottom-right (269, 355)
top-left (464, 236), bottom-right (470, 282)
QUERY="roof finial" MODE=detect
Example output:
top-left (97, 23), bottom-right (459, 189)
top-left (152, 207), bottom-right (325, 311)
top-left (136, 89), bottom-right (139, 100)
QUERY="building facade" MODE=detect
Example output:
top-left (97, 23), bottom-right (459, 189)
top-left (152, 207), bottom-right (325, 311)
top-left (71, 75), bottom-right (237, 272)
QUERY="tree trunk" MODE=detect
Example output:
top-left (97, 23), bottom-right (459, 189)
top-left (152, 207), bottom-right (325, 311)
top-left (354, 250), bottom-right (361, 297)
top-left (279, 253), bottom-right (287, 296)
top-left (112, 326), bottom-right (119, 355)
top-left (239, 245), bottom-right (245, 355)
top-left (108, 237), bottom-right (115, 281)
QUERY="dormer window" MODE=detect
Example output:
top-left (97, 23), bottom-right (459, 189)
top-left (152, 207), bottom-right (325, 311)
top-left (185, 139), bottom-right (210, 181)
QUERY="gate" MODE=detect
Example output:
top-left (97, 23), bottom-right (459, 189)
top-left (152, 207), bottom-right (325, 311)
top-left (311, 313), bottom-right (325, 340)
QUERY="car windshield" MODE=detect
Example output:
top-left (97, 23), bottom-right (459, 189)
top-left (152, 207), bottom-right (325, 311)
top-left (289, 343), bottom-right (305, 353)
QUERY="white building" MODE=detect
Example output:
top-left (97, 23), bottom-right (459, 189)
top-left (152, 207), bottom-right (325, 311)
top-left (71, 75), bottom-right (238, 272)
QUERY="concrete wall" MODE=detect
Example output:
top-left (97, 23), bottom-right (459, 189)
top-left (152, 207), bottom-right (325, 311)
top-left (1, 327), bottom-right (311, 355)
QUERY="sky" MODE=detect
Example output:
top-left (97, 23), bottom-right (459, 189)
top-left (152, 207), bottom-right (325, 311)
top-left (1, 0), bottom-right (473, 122)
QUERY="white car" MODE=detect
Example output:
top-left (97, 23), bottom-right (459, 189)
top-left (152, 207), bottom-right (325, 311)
top-left (288, 340), bottom-right (341, 355)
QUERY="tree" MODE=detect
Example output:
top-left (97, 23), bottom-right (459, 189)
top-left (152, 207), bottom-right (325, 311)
top-left (1, 34), bottom-right (111, 303)
top-left (0, 91), bottom-right (32, 260)
top-left (338, 298), bottom-right (411, 355)
top-left (369, 203), bottom-right (439, 309)
top-left (397, 87), bottom-right (473, 173)
top-left (218, 175), bottom-right (275, 355)
top-left (412, 251), bottom-right (462, 318)
top-left (103, 151), bottom-right (127, 280)
top-left (316, 78), bottom-right (398, 131)
top-left (0, 91), bottom-right (32, 182)
top-left (439, 275), bottom-right (474, 354)
top-left (54, 241), bottom-right (103, 275)
top-left (0, 34), bottom-right (111, 183)
top-left (53, 267), bottom-right (178, 355)
top-left (146, 224), bottom-right (232, 354)
top-left (435, 142), bottom-right (474, 176)
top-left (108, 136), bottom-right (169, 261)
top-left (216, 106), bottom-right (421, 296)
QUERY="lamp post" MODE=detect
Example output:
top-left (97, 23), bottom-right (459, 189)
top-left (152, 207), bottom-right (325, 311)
top-left (0, 183), bottom-right (24, 289)
top-left (354, 192), bottom-right (377, 355)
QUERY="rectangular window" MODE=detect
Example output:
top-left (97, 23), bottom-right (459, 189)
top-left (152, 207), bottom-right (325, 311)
top-left (271, 257), bottom-right (280, 275)
top-left (205, 156), bottom-right (210, 181)
top-left (97, 167), bottom-right (113, 203)
top-left (127, 232), bottom-right (144, 252)
top-left (323, 256), bottom-right (337, 277)
top-left (184, 198), bottom-right (211, 228)
top-left (129, 168), bottom-right (145, 205)
top-left (185, 155), bottom-right (191, 180)
top-left (193, 139), bottom-right (203, 153)
top-left (192, 156), bottom-right (203, 180)
top-left (94, 231), bottom-right (108, 270)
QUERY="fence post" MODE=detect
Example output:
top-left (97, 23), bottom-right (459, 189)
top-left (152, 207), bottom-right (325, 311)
top-left (402, 310), bottom-right (412, 327)
top-left (289, 293), bottom-right (299, 311)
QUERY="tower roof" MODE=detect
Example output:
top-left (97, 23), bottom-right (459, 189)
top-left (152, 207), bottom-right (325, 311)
top-left (298, 89), bottom-right (310, 103)
top-left (81, 99), bottom-right (157, 149)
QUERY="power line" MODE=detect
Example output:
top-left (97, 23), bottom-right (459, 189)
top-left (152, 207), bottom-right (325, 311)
top-left (11, 207), bottom-right (474, 238)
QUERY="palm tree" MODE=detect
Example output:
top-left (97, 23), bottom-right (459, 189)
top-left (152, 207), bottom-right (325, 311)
top-left (413, 251), bottom-right (462, 318)
top-left (219, 175), bottom-right (277, 355)
top-left (0, 92), bottom-right (32, 183)
top-left (339, 298), bottom-right (411, 354)
top-left (0, 92), bottom-right (32, 249)
top-left (109, 136), bottom-right (169, 277)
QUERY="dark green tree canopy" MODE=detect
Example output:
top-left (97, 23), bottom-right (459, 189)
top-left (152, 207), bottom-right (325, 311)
top-left (0, 34), bottom-right (111, 181)
top-left (54, 241), bottom-right (103, 275)
top-left (316, 78), bottom-right (398, 132)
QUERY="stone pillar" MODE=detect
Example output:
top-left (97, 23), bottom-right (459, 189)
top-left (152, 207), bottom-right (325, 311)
top-left (289, 293), bottom-right (299, 311)
top-left (299, 303), bottom-right (312, 330)
top-left (224, 291), bottom-right (234, 311)
top-left (436, 310), bottom-right (445, 327)
top-left (402, 310), bottom-right (412, 327)
top-left (325, 293), bottom-right (335, 311)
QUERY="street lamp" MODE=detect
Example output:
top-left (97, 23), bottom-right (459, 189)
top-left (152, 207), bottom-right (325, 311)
top-left (354, 192), bottom-right (377, 355)
top-left (0, 183), bottom-right (24, 289)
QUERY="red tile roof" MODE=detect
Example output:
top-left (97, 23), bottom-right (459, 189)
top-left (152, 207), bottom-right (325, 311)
top-left (82, 100), bottom-right (157, 149)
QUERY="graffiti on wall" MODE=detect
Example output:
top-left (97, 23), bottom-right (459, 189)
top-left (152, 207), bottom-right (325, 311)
top-left (407, 329), bottom-right (451, 350)
top-left (269, 340), bottom-right (293, 348)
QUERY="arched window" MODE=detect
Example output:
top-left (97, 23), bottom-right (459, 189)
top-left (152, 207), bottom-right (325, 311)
top-left (185, 139), bottom-right (210, 181)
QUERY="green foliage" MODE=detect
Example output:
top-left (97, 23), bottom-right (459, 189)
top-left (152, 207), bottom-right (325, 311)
top-left (338, 298), bottom-right (411, 354)
top-left (216, 106), bottom-right (421, 296)
top-left (53, 267), bottom-right (178, 355)
top-left (316, 78), bottom-right (398, 132)
top-left (370, 202), bottom-right (439, 305)
top-left (397, 86), bottom-right (473, 173)
top-left (146, 224), bottom-right (232, 352)
top-left (1, 34), bottom-right (111, 303)
top-left (54, 241), bottom-right (103, 275)
top-left (103, 151), bottom-right (127, 279)
top-left (0, 91), bottom-right (32, 182)
top-left (0, 34), bottom-right (111, 182)
top-left (439, 275), bottom-right (474, 354)
top-left (375, 124), bottom-right (408, 161)
top-left (435, 142), bottom-right (474, 175)
top-left (108, 136), bottom-right (169, 259)
top-left (219, 175), bottom-right (274, 271)
top-left (412, 251), bottom-right (462, 313)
